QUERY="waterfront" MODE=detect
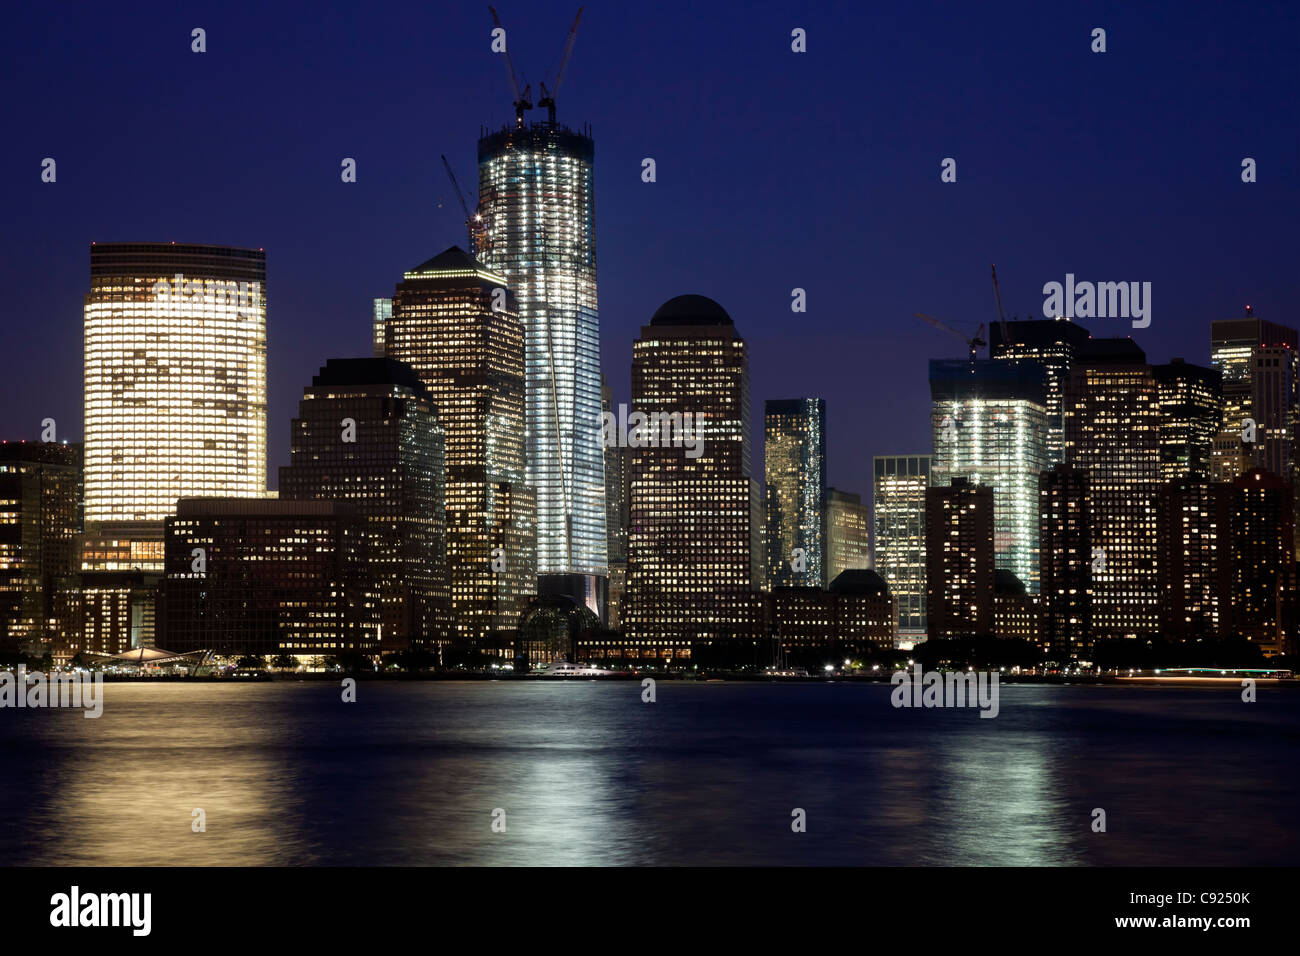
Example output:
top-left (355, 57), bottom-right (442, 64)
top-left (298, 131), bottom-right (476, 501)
top-left (0, 682), bottom-right (1294, 866)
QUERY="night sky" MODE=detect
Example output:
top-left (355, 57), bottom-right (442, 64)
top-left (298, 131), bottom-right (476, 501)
top-left (3, 1), bottom-right (1297, 505)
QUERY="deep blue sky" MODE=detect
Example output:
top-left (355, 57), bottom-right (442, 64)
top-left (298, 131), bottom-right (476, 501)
top-left (3, 1), bottom-right (1297, 501)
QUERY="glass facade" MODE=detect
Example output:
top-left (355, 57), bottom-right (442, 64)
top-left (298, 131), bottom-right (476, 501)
top-left (83, 243), bottom-right (267, 571)
top-left (930, 359), bottom-right (1049, 594)
top-left (872, 454), bottom-right (931, 640)
top-left (764, 398), bottom-right (827, 588)
top-left (387, 248), bottom-right (537, 642)
top-left (476, 122), bottom-right (605, 576)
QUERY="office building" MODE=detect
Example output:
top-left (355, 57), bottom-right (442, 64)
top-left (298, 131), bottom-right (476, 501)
top-left (765, 398), bottom-right (827, 588)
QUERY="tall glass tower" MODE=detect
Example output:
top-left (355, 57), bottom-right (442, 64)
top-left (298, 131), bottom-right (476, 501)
top-left (82, 242), bottom-right (267, 571)
top-left (930, 359), bottom-right (1049, 594)
top-left (765, 398), bottom-right (827, 588)
top-left (475, 120), bottom-right (606, 585)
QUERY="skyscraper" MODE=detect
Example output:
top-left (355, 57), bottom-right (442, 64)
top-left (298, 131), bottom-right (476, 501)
top-left (764, 398), bottom-right (827, 588)
top-left (386, 248), bottom-right (537, 643)
top-left (925, 477), bottom-right (995, 638)
top-left (1153, 359), bottom-right (1222, 482)
top-left (1226, 468), bottom-right (1296, 656)
top-left (1210, 310), bottom-right (1299, 556)
top-left (279, 358), bottom-right (449, 651)
top-left (82, 242), bottom-right (268, 571)
top-left (476, 117), bottom-right (605, 586)
top-left (0, 441), bottom-right (81, 650)
top-left (990, 318), bottom-right (1092, 464)
top-left (602, 377), bottom-right (631, 628)
top-left (1210, 310), bottom-right (1298, 482)
top-left (825, 488), bottom-right (872, 584)
top-left (623, 295), bottom-right (763, 654)
top-left (1157, 476), bottom-right (1229, 643)
top-left (1038, 463), bottom-right (1091, 661)
top-left (372, 298), bottom-right (391, 357)
top-left (873, 454), bottom-right (931, 645)
top-left (1064, 338), bottom-right (1161, 641)
top-left (930, 359), bottom-right (1049, 593)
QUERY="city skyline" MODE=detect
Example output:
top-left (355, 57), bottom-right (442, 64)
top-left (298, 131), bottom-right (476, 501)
top-left (5, 2), bottom-right (1297, 509)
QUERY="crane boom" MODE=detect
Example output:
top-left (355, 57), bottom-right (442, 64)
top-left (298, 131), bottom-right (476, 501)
top-left (913, 313), bottom-right (987, 361)
top-left (538, 8), bottom-right (583, 125)
top-left (489, 6), bottom-right (532, 126)
top-left (991, 264), bottom-right (1010, 348)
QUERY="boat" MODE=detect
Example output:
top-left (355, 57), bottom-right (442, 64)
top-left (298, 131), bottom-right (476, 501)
top-left (529, 660), bottom-right (619, 678)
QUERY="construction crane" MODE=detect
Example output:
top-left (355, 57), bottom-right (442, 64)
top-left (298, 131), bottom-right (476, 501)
top-left (441, 155), bottom-right (486, 252)
top-left (537, 8), bottom-right (583, 126)
top-left (990, 263), bottom-right (1010, 351)
top-left (913, 313), bottom-right (986, 361)
top-left (489, 6), bottom-right (532, 126)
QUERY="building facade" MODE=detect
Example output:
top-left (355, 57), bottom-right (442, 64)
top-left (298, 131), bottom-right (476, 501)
top-left (930, 359), bottom-right (1049, 593)
top-left (279, 358), bottom-right (449, 651)
top-left (1153, 359), bottom-right (1222, 482)
top-left (1038, 463), bottom-right (1091, 661)
top-left (82, 242), bottom-right (268, 572)
top-left (990, 318), bottom-right (1092, 464)
top-left (386, 248), bottom-right (537, 643)
top-left (623, 296), bottom-right (763, 655)
top-left (873, 455), bottom-right (931, 644)
top-left (475, 121), bottom-right (605, 582)
top-left (764, 398), bottom-right (827, 588)
top-left (925, 477), bottom-right (995, 638)
top-left (825, 487), bottom-right (871, 584)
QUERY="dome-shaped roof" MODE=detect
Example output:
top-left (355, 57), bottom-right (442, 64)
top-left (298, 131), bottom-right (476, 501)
top-left (650, 294), bottom-right (732, 327)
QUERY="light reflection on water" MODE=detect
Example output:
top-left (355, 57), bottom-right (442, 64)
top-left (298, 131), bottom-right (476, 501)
top-left (0, 681), bottom-right (1294, 866)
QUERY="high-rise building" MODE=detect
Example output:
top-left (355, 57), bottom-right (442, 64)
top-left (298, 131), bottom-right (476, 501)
top-left (1210, 310), bottom-right (1299, 557)
top-left (930, 359), bottom-right (1049, 593)
top-left (925, 477), bottom-right (995, 638)
top-left (873, 455), bottom-right (931, 644)
top-left (386, 248), bottom-right (537, 643)
top-left (1226, 469), bottom-right (1296, 656)
top-left (1210, 310), bottom-right (1298, 482)
top-left (1153, 359), bottom-right (1222, 482)
top-left (161, 498), bottom-right (378, 657)
top-left (82, 242), bottom-right (268, 571)
top-left (623, 296), bottom-right (763, 655)
top-left (1157, 476), bottom-right (1230, 643)
top-left (825, 488), bottom-right (872, 584)
top-left (1038, 463), bottom-right (1091, 661)
top-left (0, 441), bottom-right (82, 650)
top-left (279, 358), bottom-right (449, 651)
top-left (602, 377), bottom-right (631, 628)
top-left (476, 117), bottom-right (605, 584)
top-left (990, 318), bottom-right (1092, 464)
top-left (1064, 338), bottom-right (1161, 641)
top-left (764, 398), bottom-right (827, 588)
top-left (770, 570), bottom-right (894, 667)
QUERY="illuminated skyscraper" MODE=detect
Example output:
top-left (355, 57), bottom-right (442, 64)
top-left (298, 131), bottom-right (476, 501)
top-left (1038, 463), bottom-right (1091, 660)
top-left (386, 248), bottom-right (536, 643)
top-left (1153, 359), bottom-right (1222, 482)
top-left (825, 488), bottom-right (872, 584)
top-left (1210, 310), bottom-right (1298, 482)
top-left (930, 359), bottom-right (1049, 593)
top-left (603, 377), bottom-right (631, 628)
top-left (0, 441), bottom-right (81, 650)
top-left (623, 296), bottom-right (763, 654)
top-left (990, 318), bottom-right (1091, 464)
top-left (1226, 468), bottom-right (1296, 656)
top-left (476, 118), bottom-right (605, 585)
top-left (765, 398), bottom-right (827, 588)
top-left (1064, 338), bottom-right (1161, 641)
top-left (82, 242), bottom-right (268, 571)
top-left (1157, 476), bottom-right (1229, 643)
top-left (873, 455), bottom-right (931, 645)
top-left (279, 358), bottom-right (449, 651)
top-left (925, 477), bottom-right (995, 638)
